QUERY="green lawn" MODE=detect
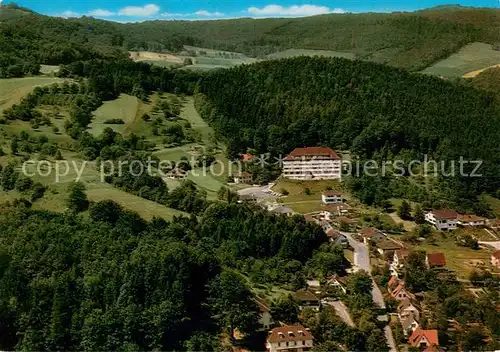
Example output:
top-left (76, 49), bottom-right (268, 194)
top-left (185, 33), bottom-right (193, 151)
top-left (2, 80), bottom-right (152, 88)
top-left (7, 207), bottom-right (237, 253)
top-left (0, 76), bottom-right (66, 111)
top-left (421, 42), bottom-right (500, 78)
top-left (89, 94), bottom-right (142, 136)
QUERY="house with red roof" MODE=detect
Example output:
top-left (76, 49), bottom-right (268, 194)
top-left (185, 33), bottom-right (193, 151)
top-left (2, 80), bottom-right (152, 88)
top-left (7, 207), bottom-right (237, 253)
top-left (391, 280), bottom-right (413, 301)
top-left (408, 328), bottom-right (439, 350)
top-left (426, 253), bottom-right (446, 268)
top-left (266, 325), bottom-right (313, 352)
top-left (491, 250), bottom-right (500, 268)
top-left (425, 209), bottom-right (458, 231)
top-left (358, 227), bottom-right (386, 244)
top-left (457, 214), bottom-right (486, 227)
top-left (282, 147), bottom-right (341, 180)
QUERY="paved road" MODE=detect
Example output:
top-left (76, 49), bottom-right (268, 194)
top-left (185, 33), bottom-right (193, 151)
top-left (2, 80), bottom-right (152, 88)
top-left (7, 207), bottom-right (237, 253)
top-left (326, 301), bottom-right (355, 327)
top-left (342, 232), bottom-right (397, 352)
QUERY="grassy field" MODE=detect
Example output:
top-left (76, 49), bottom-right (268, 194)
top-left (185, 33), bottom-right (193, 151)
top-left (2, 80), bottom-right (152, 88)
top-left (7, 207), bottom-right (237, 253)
top-left (272, 178), bottom-right (344, 213)
top-left (89, 94), bottom-right (142, 136)
top-left (413, 231), bottom-right (497, 278)
top-left (422, 42), bottom-right (500, 78)
top-left (0, 77), bottom-right (65, 111)
top-left (266, 49), bottom-right (356, 60)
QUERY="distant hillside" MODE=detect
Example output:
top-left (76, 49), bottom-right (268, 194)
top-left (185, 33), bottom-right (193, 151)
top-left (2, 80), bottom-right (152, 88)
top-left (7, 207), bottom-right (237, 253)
top-left (0, 4), bottom-right (499, 73)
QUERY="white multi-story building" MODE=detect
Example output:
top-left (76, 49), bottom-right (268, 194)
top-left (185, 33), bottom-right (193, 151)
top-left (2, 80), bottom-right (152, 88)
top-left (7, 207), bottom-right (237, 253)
top-left (321, 191), bottom-right (343, 204)
top-left (425, 209), bottom-right (458, 231)
top-left (266, 325), bottom-right (313, 352)
top-left (283, 147), bottom-right (341, 180)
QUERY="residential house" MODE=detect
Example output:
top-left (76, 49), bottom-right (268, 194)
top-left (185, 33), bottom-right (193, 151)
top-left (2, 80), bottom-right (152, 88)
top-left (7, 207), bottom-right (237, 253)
top-left (233, 171), bottom-right (253, 184)
top-left (269, 205), bottom-right (294, 216)
top-left (327, 275), bottom-right (347, 294)
top-left (241, 153), bottom-right (254, 162)
top-left (388, 275), bottom-right (399, 290)
top-left (376, 239), bottom-right (403, 256)
top-left (324, 203), bottom-right (352, 216)
top-left (393, 249), bottom-right (410, 269)
top-left (304, 214), bottom-right (318, 224)
top-left (391, 280), bottom-right (413, 301)
top-left (283, 147), bottom-right (341, 180)
top-left (426, 252), bottom-right (446, 268)
top-left (326, 228), bottom-right (348, 248)
top-left (168, 168), bottom-right (187, 180)
top-left (238, 194), bottom-right (257, 203)
top-left (359, 227), bottom-right (385, 245)
top-left (425, 209), bottom-right (458, 231)
top-left (457, 214), bottom-right (486, 227)
top-left (491, 250), bottom-right (500, 268)
top-left (295, 290), bottom-right (321, 311)
top-left (408, 328), bottom-right (439, 350)
top-left (332, 216), bottom-right (357, 229)
top-left (256, 297), bottom-right (273, 330)
top-left (321, 191), bottom-right (343, 204)
top-left (400, 311), bottom-right (420, 336)
top-left (398, 298), bottom-right (420, 322)
top-left (266, 325), bottom-right (314, 352)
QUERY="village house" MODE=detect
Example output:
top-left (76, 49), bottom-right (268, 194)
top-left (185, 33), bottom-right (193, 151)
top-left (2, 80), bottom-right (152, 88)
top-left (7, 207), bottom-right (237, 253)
top-left (491, 250), bottom-right (500, 268)
top-left (359, 227), bottom-right (385, 245)
top-left (400, 311), bottom-right (420, 336)
top-left (425, 209), bottom-right (458, 231)
top-left (391, 280), bottom-right (413, 301)
top-left (294, 290), bottom-right (321, 311)
top-left (324, 203), bottom-right (352, 216)
top-left (269, 205), bottom-right (294, 216)
top-left (457, 214), bottom-right (486, 227)
top-left (168, 168), bottom-right (187, 180)
top-left (332, 216), bottom-right (357, 229)
top-left (238, 194), bottom-right (257, 203)
top-left (375, 239), bottom-right (403, 256)
top-left (282, 147), bottom-right (341, 180)
top-left (393, 249), bottom-right (410, 269)
top-left (266, 325), bottom-right (314, 352)
top-left (256, 297), bottom-right (273, 330)
top-left (398, 298), bottom-right (421, 322)
top-left (326, 228), bottom-right (349, 248)
top-left (233, 171), bottom-right (253, 184)
top-left (327, 275), bottom-right (347, 294)
top-left (321, 191), bottom-right (343, 204)
top-left (426, 252), bottom-right (446, 268)
top-left (408, 328), bottom-right (439, 350)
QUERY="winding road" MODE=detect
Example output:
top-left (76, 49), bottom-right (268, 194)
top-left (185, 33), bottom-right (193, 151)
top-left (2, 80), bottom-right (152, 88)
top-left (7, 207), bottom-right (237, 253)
top-left (342, 232), bottom-right (398, 352)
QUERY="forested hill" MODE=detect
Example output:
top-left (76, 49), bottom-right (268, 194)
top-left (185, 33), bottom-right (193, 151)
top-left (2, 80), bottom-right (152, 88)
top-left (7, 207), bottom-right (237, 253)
top-left (0, 3), bottom-right (499, 73)
top-left (197, 56), bottom-right (500, 198)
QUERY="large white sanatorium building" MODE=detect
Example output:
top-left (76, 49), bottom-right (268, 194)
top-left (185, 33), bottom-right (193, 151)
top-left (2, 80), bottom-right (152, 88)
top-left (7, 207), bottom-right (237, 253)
top-left (283, 147), bottom-right (341, 180)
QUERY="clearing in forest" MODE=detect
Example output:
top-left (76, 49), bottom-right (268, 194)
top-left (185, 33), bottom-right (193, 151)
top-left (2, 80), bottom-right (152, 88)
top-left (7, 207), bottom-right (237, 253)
top-left (0, 77), bottom-right (65, 111)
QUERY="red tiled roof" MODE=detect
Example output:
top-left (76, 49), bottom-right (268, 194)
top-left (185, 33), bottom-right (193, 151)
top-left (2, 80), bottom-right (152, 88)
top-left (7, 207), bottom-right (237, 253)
top-left (409, 328), bottom-right (439, 347)
top-left (241, 153), bottom-right (254, 161)
top-left (304, 214), bottom-right (317, 223)
top-left (395, 249), bottom-right (410, 260)
top-left (284, 147), bottom-right (340, 161)
top-left (458, 214), bottom-right (485, 222)
top-left (388, 275), bottom-right (398, 288)
top-left (492, 250), bottom-right (500, 259)
top-left (267, 325), bottom-right (313, 343)
top-left (359, 227), bottom-right (379, 237)
top-left (427, 252), bottom-right (446, 267)
top-left (431, 209), bottom-right (458, 220)
top-left (326, 228), bottom-right (342, 238)
top-left (391, 281), bottom-right (406, 297)
top-left (338, 216), bottom-right (357, 224)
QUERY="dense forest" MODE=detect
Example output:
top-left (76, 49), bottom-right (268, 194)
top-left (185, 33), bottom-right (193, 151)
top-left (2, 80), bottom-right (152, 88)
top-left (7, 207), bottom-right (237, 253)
top-left (0, 201), bottom-right (336, 350)
top-left (197, 56), bottom-right (500, 209)
top-left (0, 3), bottom-right (499, 75)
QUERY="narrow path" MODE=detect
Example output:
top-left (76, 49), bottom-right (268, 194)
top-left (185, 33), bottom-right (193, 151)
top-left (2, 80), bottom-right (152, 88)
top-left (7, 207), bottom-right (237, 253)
top-left (326, 301), bottom-right (355, 327)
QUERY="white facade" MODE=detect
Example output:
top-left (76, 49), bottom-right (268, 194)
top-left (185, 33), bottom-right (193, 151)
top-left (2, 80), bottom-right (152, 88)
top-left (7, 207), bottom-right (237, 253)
top-left (321, 193), bottom-right (343, 204)
top-left (283, 147), bottom-right (341, 180)
top-left (266, 339), bottom-right (313, 352)
top-left (425, 211), bottom-right (458, 231)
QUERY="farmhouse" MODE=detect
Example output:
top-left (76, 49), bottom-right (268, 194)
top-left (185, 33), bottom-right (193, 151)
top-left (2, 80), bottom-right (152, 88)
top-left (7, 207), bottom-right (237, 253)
top-left (282, 147), bottom-right (341, 180)
top-left (327, 275), bottom-right (347, 294)
top-left (321, 191), bottom-right (343, 204)
top-left (233, 171), bottom-right (252, 184)
top-left (425, 209), bottom-right (458, 231)
top-left (491, 250), bottom-right (500, 268)
top-left (266, 325), bottom-right (314, 352)
top-left (375, 239), bottom-right (403, 255)
top-left (457, 214), bottom-right (486, 227)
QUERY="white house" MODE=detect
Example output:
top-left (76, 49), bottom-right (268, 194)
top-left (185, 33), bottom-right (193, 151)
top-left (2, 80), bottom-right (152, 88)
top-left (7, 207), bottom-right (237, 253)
top-left (233, 171), bottom-right (252, 184)
top-left (457, 214), bottom-right (486, 227)
top-left (266, 325), bottom-right (313, 352)
top-left (321, 191), bottom-right (343, 204)
top-left (425, 209), bottom-right (458, 231)
top-left (283, 147), bottom-right (341, 180)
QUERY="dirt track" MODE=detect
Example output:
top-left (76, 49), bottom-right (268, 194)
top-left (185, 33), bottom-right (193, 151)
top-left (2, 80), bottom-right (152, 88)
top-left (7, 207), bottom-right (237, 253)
top-left (463, 63), bottom-right (500, 78)
top-left (129, 51), bottom-right (183, 63)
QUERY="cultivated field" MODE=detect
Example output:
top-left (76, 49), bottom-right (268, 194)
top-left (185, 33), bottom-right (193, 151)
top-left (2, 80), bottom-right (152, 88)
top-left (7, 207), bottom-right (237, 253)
top-left (266, 49), bottom-right (356, 60)
top-left (422, 42), bottom-right (500, 78)
top-left (129, 51), bottom-right (183, 63)
top-left (0, 77), bottom-right (65, 111)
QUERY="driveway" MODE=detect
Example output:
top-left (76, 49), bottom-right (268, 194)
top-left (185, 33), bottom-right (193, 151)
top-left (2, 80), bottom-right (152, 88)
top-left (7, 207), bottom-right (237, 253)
top-left (237, 185), bottom-right (278, 199)
top-left (326, 301), bottom-right (355, 327)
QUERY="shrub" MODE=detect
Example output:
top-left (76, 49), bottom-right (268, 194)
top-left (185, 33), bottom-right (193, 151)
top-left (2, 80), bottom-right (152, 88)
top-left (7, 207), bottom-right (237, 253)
top-left (103, 119), bottom-right (125, 124)
top-left (280, 188), bottom-right (289, 196)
